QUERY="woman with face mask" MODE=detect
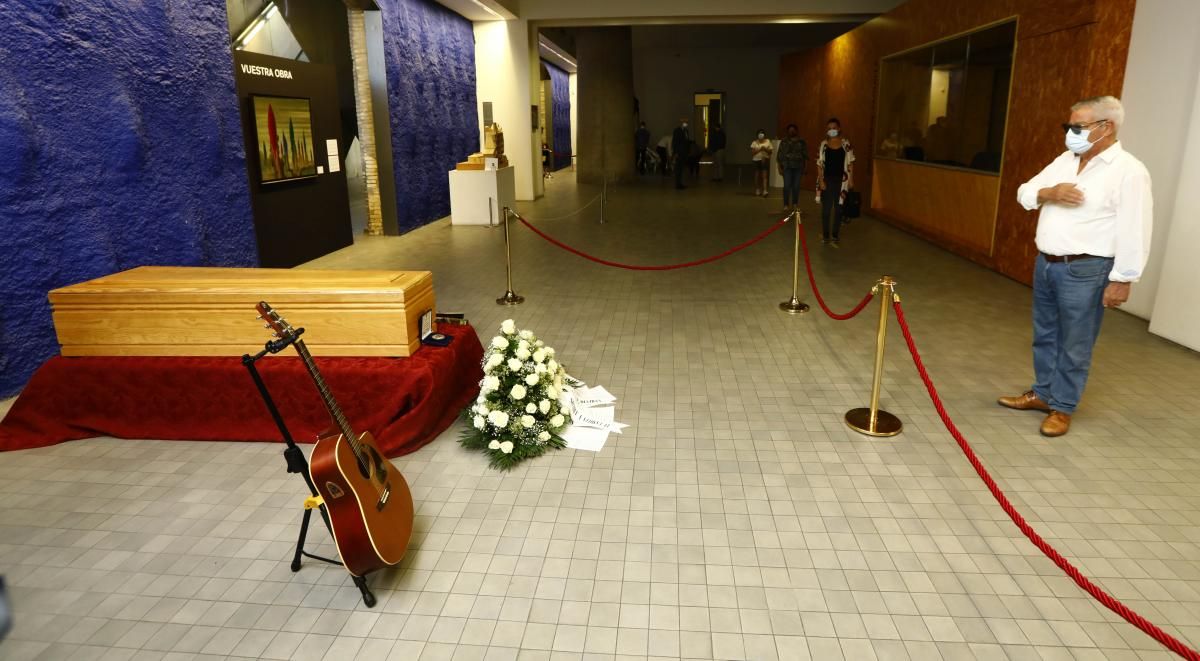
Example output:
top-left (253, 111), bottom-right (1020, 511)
top-left (815, 117), bottom-right (855, 246)
top-left (750, 129), bottom-right (773, 197)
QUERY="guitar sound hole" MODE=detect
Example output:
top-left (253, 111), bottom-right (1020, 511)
top-left (369, 447), bottom-right (388, 482)
top-left (357, 457), bottom-right (371, 480)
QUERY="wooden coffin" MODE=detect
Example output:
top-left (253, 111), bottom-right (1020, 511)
top-left (48, 266), bottom-right (435, 357)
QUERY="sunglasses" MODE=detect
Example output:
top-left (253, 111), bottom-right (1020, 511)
top-left (1062, 119), bottom-right (1107, 134)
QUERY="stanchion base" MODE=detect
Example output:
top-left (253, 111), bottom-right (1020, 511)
top-left (779, 298), bottom-right (810, 314)
top-left (844, 408), bottom-right (903, 437)
top-left (496, 291), bottom-right (524, 306)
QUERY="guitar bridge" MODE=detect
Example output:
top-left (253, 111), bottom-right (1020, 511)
top-left (376, 483), bottom-right (391, 512)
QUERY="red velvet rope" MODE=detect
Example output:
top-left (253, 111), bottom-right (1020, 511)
top-left (892, 299), bottom-right (1200, 661)
top-left (796, 221), bottom-right (875, 320)
top-left (515, 213), bottom-right (789, 271)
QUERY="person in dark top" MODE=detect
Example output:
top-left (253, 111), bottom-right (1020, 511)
top-left (671, 117), bottom-right (691, 190)
top-left (635, 122), bottom-right (651, 174)
top-left (709, 123), bottom-right (727, 181)
top-left (777, 123), bottom-right (807, 212)
top-left (814, 117), bottom-right (855, 246)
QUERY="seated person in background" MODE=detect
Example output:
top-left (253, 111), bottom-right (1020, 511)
top-left (656, 135), bottom-right (672, 176)
top-left (879, 132), bottom-right (902, 158)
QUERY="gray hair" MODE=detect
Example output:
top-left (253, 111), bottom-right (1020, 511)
top-left (1072, 95), bottom-right (1124, 131)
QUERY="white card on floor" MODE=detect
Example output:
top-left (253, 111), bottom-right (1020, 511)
top-left (571, 406), bottom-right (614, 430)
top-left (574, 386), bottom-right (616, 407)
top-left (562, 424), bottom-right (608, 452)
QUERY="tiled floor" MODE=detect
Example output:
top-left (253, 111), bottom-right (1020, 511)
top-left (2, 171), bottom-right (1199, 660)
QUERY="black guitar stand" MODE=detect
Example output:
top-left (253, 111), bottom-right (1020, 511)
top-left (242, 330), bottom-right (377, 608)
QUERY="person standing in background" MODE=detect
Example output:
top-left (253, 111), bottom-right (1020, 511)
top-left (635, 122), bottom-right (651, 174)
top-left (815, 117), bottom-right (854, 246)
top-left (709, 122), bottom-right (727, 181)
top-left (750, 129), bottom-right (773, 197)
top-left (672, 117), bottom-right (691, 190)
top-left (777, 123), bottom-right (807, 212)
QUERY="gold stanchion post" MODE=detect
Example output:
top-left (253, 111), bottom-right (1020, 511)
top-left (779, 210), bottom-right (810, 314)
top-left (496, 207), bottom-right (524, 306)
top-left (845, 276), bottom-right (902, 436)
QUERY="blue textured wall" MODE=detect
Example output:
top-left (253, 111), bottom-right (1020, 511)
top-left (545, 62), bottom-right (572, 171)
top-left (377, 0), bottom-right (479, 233)
top-left (0, 2), bottom-right (256, 397)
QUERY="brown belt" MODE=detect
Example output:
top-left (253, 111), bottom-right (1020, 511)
top-left (1041, 253), bottom-right (1105, 263)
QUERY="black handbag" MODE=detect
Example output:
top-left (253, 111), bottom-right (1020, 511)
top-left (843, 191), bottom-right (862, 219)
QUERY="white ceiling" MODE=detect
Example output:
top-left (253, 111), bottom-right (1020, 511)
top-left (435, 0), bottom-right (903, 24)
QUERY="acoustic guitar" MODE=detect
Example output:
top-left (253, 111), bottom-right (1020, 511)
top-left (258, 301), bottom-right (414, 577)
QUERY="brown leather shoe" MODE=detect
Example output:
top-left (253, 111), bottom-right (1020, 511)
top-left (998, 390), bottom-right (1051, 412)
top-left (1040, 411), bottom-right (1071, 437)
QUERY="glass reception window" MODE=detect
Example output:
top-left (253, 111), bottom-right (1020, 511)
top-left (874, 20), bottom-right (1016, 173)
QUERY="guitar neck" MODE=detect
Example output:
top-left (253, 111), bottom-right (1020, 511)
top-left (293, 340), bottom-right (359, 447)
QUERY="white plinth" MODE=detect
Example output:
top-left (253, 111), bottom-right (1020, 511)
top-left (449, 166), bottom-right (516, 226)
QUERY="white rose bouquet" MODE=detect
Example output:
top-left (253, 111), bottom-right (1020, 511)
top-left (460, 319), bottom-right (577, 469)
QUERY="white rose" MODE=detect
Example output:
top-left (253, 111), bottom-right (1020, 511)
top-left (500, 319), bottom-right (516, 335)
top-left (526, 403), bottom-right (537, 414)
top-left (547, 360), bottom-right (558, 372)
top-left (518, 339), bottom-right (530, 351)
top-left (487, 410), bottom-right (509, 427)
top-left (521, 415), bottom-right (535, 428)
top-left (473, 415), bottom-right (485, 429)
top-left (536, 340), bottom-right (545, 348)
top-left (491, 336), bottom-right (508, 350)
top-left (486, 353), bottom-right (504, 369)
top-left (477, 394), bottom-right (486, 404)
top-left (548, 386), bottom-right (558, 400)
top-left (538, 431), bottom-right (551, 442)
top-left (519, 330), bottom-right (533, 340)
top-left (510, 384), bottom-right (526, 400)
top-left (482, 375), bottom-right (500, 393)
top-left (546, 347), bottom-right (555, 357)
top-left (515, 347), bottom-right (531, 361)
top-left (533, 349), bottom-right (546, 363)
top-left (474, 404), bottom-right (488, 415)
top-left (550, 414), bottom-right (565, 428)
top-left (507, 358), bottom-right (523, 372)
top-left (524, 373), bottom-right (539, 386)
top-left (539, 400), bottom-right (551, 414)
top-left (488, 439), bottom-right (501, 450)
top-left (535, 363), bottom-right (547, 374)
top-left (499, 440), bottom-right (514, 454)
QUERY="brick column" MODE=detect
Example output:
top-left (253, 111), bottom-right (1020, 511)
top-left (347, 7), bottom-right (384, 236)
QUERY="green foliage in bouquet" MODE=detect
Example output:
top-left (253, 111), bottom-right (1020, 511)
top-left (459, 320), bottom-right (575, 470)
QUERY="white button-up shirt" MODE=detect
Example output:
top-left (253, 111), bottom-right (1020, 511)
top-left (1016, 142), bottom-right (1153, 282)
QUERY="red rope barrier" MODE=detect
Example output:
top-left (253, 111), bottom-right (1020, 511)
top-left (892, 299), bottom-right (1200, 661)
top-left (515, 213), bottom-right (790, 271)
top-left (796, 221), bottom-right (874, 320)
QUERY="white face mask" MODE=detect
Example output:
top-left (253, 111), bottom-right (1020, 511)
top-left (1065, 128), bottom-right (1093, 154)
top-left (757, 133), bottom-right (765, 139)
top-left (682, 123), bottom-right (688, 129)
top-left (827, 129), bottom-right (839, 137)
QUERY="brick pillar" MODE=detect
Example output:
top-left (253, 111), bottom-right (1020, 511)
top-left (347, 7), bottom-right (384, 236)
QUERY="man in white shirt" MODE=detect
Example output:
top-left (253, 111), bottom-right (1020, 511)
top-left (1000, 96), bottom-right (1152, 437)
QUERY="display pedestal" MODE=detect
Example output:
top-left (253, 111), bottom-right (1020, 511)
top-left (449, 166), bottom-right (516, 226)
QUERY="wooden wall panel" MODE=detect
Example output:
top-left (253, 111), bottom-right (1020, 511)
top-left (778, 50), bottom-right (824, 191)
top-left (871, 159), bottom-right (1001, 257)
top-left (778, 0), bottom-right (1137, 284)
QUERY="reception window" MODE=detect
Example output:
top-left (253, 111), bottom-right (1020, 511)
top-left (874, 20), bottom-right (1016, 173)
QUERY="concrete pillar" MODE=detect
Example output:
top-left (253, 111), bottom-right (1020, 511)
top-left (475, 19), bottom-right (539, 201)
top-left (576, 27), bottom-right (635, 184)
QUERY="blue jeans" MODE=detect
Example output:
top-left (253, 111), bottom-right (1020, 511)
top-left (782, 167), bottom-right (802, 205)
top-left (1031, 254), bottom-right (1113, 414)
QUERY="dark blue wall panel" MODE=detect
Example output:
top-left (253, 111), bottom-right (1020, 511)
top-left (378, 0), bottom-right (479, 233)
top-left (0, 2), bottom-right (256, 397)
top-left (545, 61), bottom-right (572, 171)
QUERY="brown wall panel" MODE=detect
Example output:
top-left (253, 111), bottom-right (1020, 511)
top-left (778, 50), bottom-right (824, 191)
top-left (871, 159), bottom-right (1001, 257)
top-left (778, 0), bottom-right (1136, 285)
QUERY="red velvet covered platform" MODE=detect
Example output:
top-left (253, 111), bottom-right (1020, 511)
top-left (0, 325), bottom-right (483, 456)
